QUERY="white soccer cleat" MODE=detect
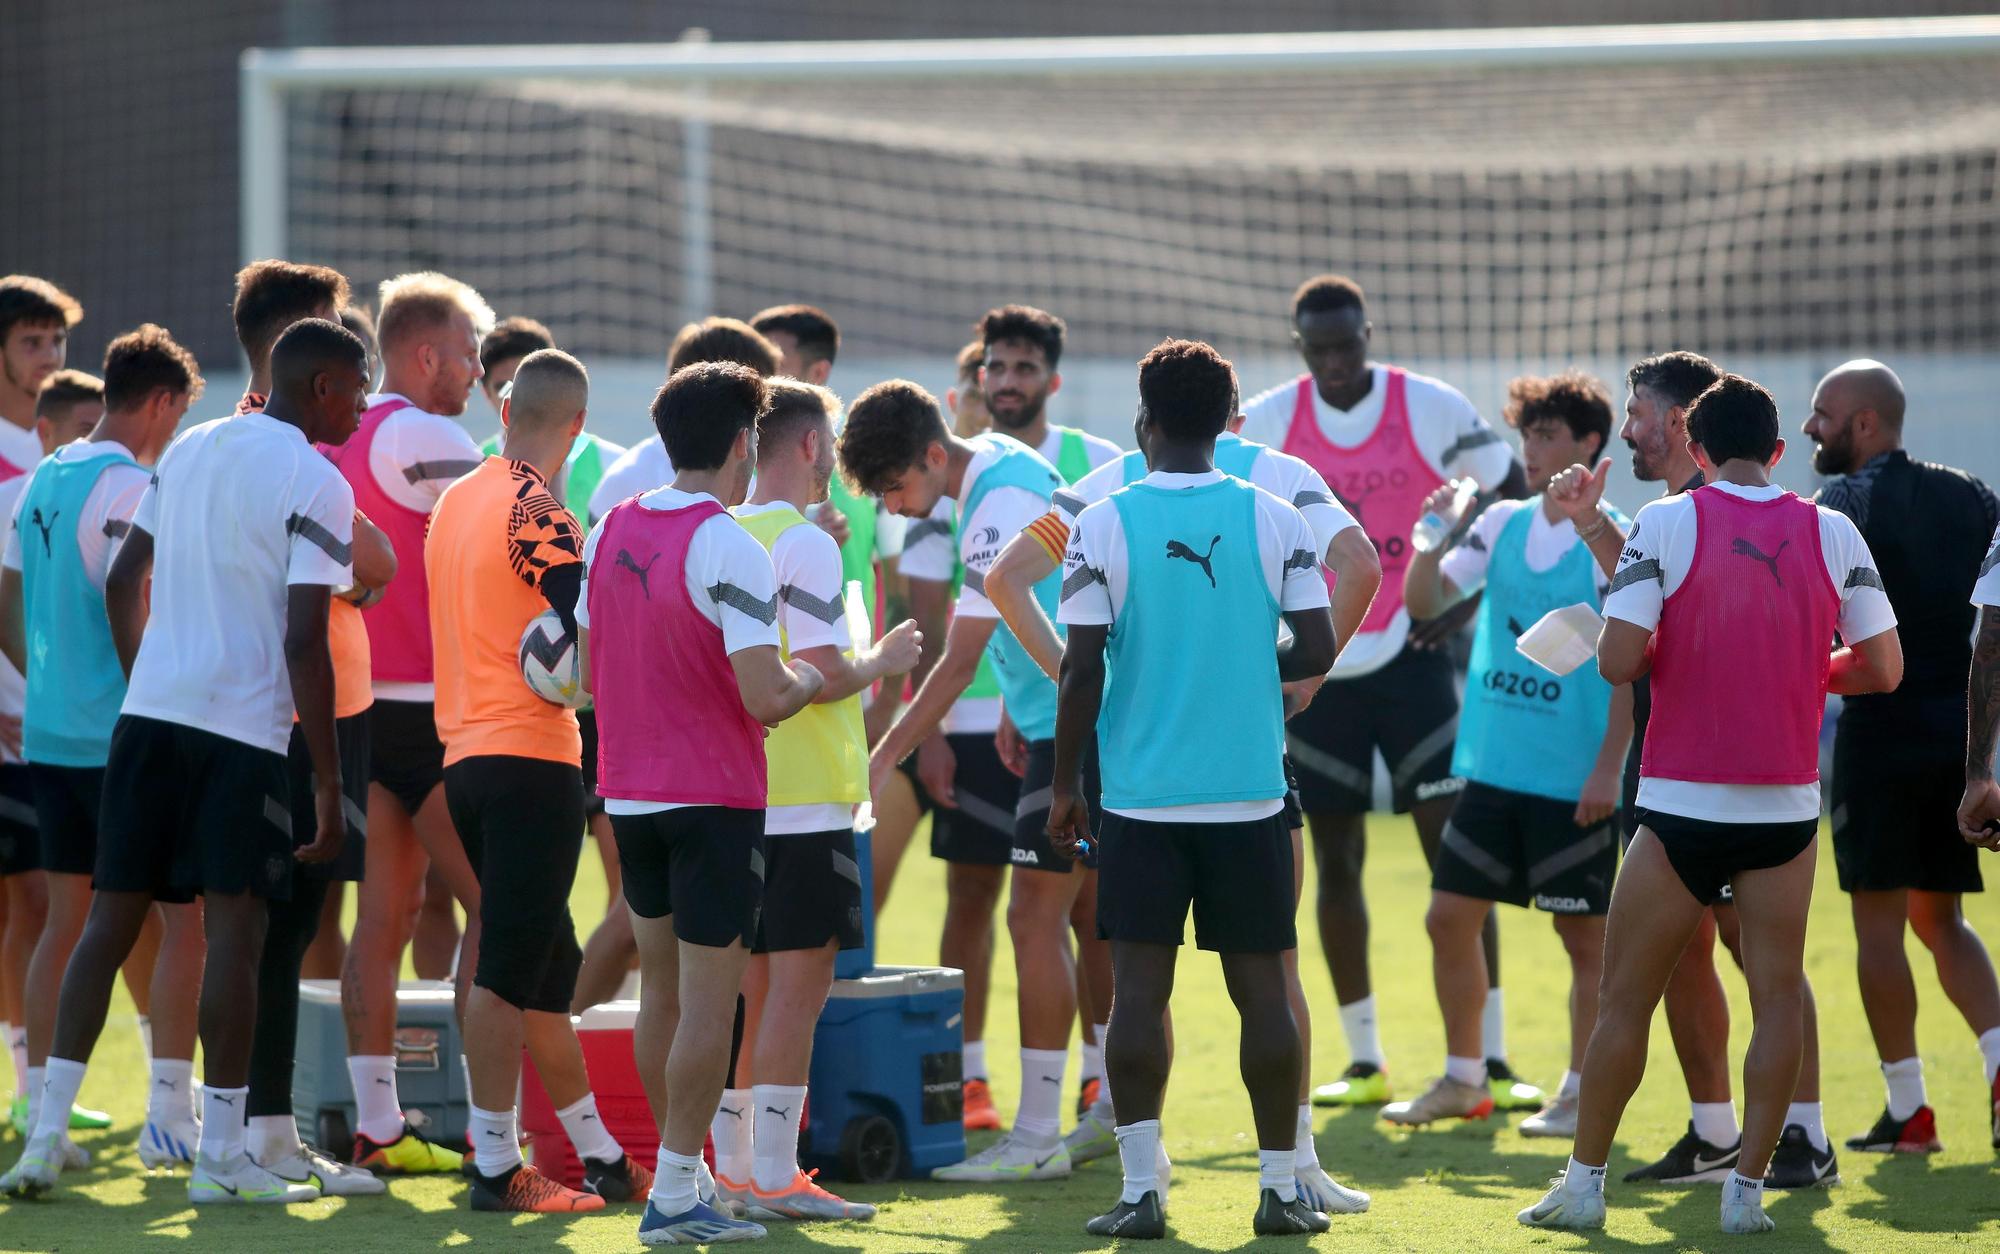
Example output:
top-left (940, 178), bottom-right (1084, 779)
top-left (1519, 1091), bottom-right (1580, 1140)
top-left (1517, 1177), bottom-right (1606, 1230)
top-left (929, 1133), bottom-right (1071, 1183)
top-left (189, 1152), bottom-right (322, 1204)
top-left (1062, 1105), bottom-right (1117, 1164)
top-left (138, 1118), bottom-right (200, 1169)
top-left (1157, 1141), bottom-right (1172, 1210)
top-left (1, 1135), bottom-right (64, 1198)
top-left (1296, 1163), bottom-right (1370, 1214)
top-left (55, 1134), bottom-right (91, 1171)
top-left (261, 1144), bottom-right (387, 1196)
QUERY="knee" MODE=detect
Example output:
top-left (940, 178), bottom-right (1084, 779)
top-left (1424, 897), bottom-right (1477, 947)
top-left (1554, 918), bottom-right (1604, 967)
top-left (1905, 899), bottom-right (1961, 953)
top-left (1005, 884), bottom-right (1063, 943)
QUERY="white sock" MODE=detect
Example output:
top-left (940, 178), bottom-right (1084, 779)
top-left (24, 1065), bottom-right (44, 1133)
top-left (136, 1014), bottom-right (152, 1064)
top-left (651, 1146), bottom-right (701, 1215)
top-left (1337, 996), bottom-right (1383, 1067)
top-left (148, 1058), bottom-right (197, 1125)
top-left (1563, 1156), bottom-right (1606, 1196)
top-left (1015, 1048), bottom-right (1068, 1143)
top-left (197, 1086), bottom-right (248, 1162)
top-left (1115, 1120), bottom-right (1161, 1204)
top-left (1723, 1169), bottom-right (1764, 1209)
top-left (1258, 1148), bottom-right (1296, 1202)
top-left (1881, 1056), bottom-right (1927, 1121)
top-left (710, 1089), bottom-right (753, 1183)
top-left (1080, 1035), bottom-right (1104, 1086)
top-left (963, 1039), bottom-right (988, 1082)
top-left (459, 1054), bottom-right (473, 1104)
top-left (1293, 1103), bottom-right (1319, 1171)
top-left (1978, 1026), bottom-right (2000, 1084)
top-left (752, 1083), bottom-right (807, 1192)
top-left (1558, 1069), bottom-right (1582, 1100)
top-left (34, 1058), bottom-right (86, 1141)
top-left (470, 1105), bottom-right (522, 1176)
top-left (556, 1092), bottom-right (623, 1164)
top-left (1786, 1101), bottom-right (1828, 1153)
top-left (348, 1055), bottom-right (403, 1143)
top-left (1481, 988), bottom-right (1506, 1061)
top-left (249, 1113), bottom-right (302, 1163)
top-left (1691, 1100), bottom-right (1739, 1148)
top-left (1444, 1055), bottom-right (1485, 1087)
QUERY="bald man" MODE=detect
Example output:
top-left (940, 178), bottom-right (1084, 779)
top-left (1807, 359), bottom-right (2000, 1154)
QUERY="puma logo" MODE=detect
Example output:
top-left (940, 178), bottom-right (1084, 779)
top-left (764, 1106), bottom-right (792, 1120)
top-left (617, 548), bottom-right (659, 598)
top-left (1039, 1075), bottom-right (1063, 1087)
top-left (484, 1129), bottom-right (505, 1138)
top-left (1730, 537), bottom-right (1790, 586)
top-left (374, 1077), bottom-right (393, 1086)
top-left (581, 1112), bottom-right (597, 1122)
top-left (155, 1078), bottom-right (177, 1090)
top-left (1165, 535), bottom-right (1221, 588)
top-left (212, 1093), bottom-right (236, 1107)
top-left (28, 508), bottom-right (57, 557)
top-left (1506, 616), bottom-right (1527, 637)
top-left (719, 1106), bottom-right (744, 1119)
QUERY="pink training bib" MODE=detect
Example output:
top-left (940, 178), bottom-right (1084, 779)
top-left (330, 399), bottom-right (434, 685)
top-left (1280, 367), bottom-right (1441, 634)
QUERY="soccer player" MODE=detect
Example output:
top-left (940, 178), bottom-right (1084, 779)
top-left (31, 370), bottom-right (104, 450)
top-left (1393, 372), bottom-right (1631, 1133)
top-left (843, 379), bottom-right (1089, 1183)
top-left (1519, 374), bottom-right (1901, 1235)
top-left (1804, 360), bottom-right (2000, 1152)
top-left (330, 270), bottom-right (490, 1174)
top-left (0, 331), bottom-right (197, 1170)
top-left (579, 361), bottom-right (824, 1246)
top-left (428, 347), bottom-right (646, 1212)
top-left (224, 261), bottom-right (394, 1195)
top-left (0, 277), bottom-right (82, 456)
top-left (718, 379), bottom-right (919, 1221)
top-left (982, 392), bottom-right (1378, 1210)
top-left (1238, 274), bottom-right (1530, 1110)
top-left (1052, 339), bottom-right (1339, 1238)
top-left (587, 318), bottom-right (781, 524)
top-left (2, 317), bottom-right (365, 1204)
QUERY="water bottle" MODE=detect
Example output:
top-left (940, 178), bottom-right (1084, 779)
top-left (1411, 478), bottom-right (1479, 554)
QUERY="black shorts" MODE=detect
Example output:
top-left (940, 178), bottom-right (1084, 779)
top-left (286, 713), bottom-right (370, 883)
top-left (577, 707), bottom-right (605, 819)
top-left (1634, 808), bottom-right (1818, 907)
top-left (1286, 644), bottom-right (1463, 814)
top-left (368, 699), bottom-right (444, 817)
top-left (1433, 781), bottom-right (1618, 914)
top-left (30, 763), bottom-right (102, 877)
top-left (97, 715), bottom-right (294, 903)
top-left (1280, 755), bottom-right (1304, 832)
top-left (612, 805), bottom-right (765, 948)
top-left (1831, 702), bottom-right (1982, 895)
top-left (1096, 810), bottom-right (1297, 953)
top-left (0, 763), bottom-right (40, 875)
top-left (443, 755), bottom-right (585, 1014)
top-left (905, 733), bottom-right (1019, 866)
top-left (1013, 739), bottom-right (1103, 874)
top-left (754, 828), bottom-right (866, 954)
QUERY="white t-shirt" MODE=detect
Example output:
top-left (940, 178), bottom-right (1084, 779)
top-left (122, 413), bottom-right (356, 756)
top-left (899, 498), bottom-right (998, 735)
top-left (579, 486), bottom-right (781, 816)
top-left (1973, 522), bottom-right (2000, 606)
top-left (1603, 481), bottom-right (1896, 822)
top-left (734, 499), bottom-right (856, 836)
top-left (1035, 425), bottom-right (1123, 478)
top-left (1060, 470), bottom-right (1330, 823)
top-left (1059, 441), bottom-right (1361, 562)
top-left (0, 471), bottom-right (29, 759)
top-left (1438, 497), bottom-right (1612, 598)
top-left (1239, 365), bottom-right (1515, 676)
top-left (0, 420), bottom-right (43, 478)
top-left (589, 438), bottom-right (673, 525)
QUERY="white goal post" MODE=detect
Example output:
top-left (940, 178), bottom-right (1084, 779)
top-left (240, 15), bottom-right (2000, 329)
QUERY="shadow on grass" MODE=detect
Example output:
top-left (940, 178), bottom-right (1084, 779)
top-left (1843, 1155), bottom-right (2000, 1236)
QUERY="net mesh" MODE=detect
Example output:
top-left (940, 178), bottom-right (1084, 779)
top-left (282, 51), bottom-right (2000, 365)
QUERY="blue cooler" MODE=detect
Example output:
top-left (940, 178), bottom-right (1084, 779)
top-left (802, 965), bottom-right (963, 1182)
top-left (291, 979), bottom-right (469, 1157)
top-left (834, 821), bottom-right (876, 979)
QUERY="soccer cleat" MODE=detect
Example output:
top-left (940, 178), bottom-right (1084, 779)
top-left (1295, 1163), bottom-right (1370, 1214)
top-left (1517, 1177), bottom-right (1606, 1230)
top-left (467, 1162), bottom-right (606, 1213)
top-left (962, 1078), bottom-right (1002, 1131)
top-left (9, 1094), bottom-right (111, 1132)
top-left (189, 1152), bottom-right (321, 1205)
top-left (261, 1144), bottom-right (387, 1196)
top-left (138, 1118), bottom-right (201, 1169)
top-left (351, 1120), bottom-right (464, 1174)
top-left (1381, 1075), bottom-right (1494, 1126)
top-left (1519, 1091), bottom-right (1580, 1140)
top-left (1763, 1124), bottom-right (1839, 1189)
top-left (1311, 1062), bottom-right (1390, 1107)
top-left (1252, 1187), bottom-right (1331, 1235)
top-left (1845, 1104), bottom-right (1941, 1154)
top-left (929, 1133), bottom-right (1071, 1183)
top-left (1076, 1076), bottom-right (1102, 1120)
top-left (1622, 1121), bottom-right (1740, 1184)
top-left (1084, 1189), bottom-right (1166, 1240)
top-left (745, 1168), bottom-right (877, 1221)
top-left (54, 1135), bottom-right (90, 1171)
top-left (583, 1152), bottom-right (655, 1204)
top-left (1, 1136), bottom-right (62, 1198)
top-left (1720, 1195), bottom-right (1776, 1233)
top-left (714, 1172), bottom-right (755, 1217)
top-left (638, 1198), bottom-right (768, 1245)
top-left (1062, 1104), bottom-right (1117, 1164)
top-left (1486, 1059), bottom-right (1546, 1112)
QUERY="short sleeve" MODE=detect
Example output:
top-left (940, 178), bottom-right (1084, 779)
top-left (1435, 388), bottom-right (1514, 490)
top-left (1, 472), bottom-right (30, 572)
top-left (576, 517), bottom-right (607, 629)
top-left (1975, 522), bottom-right (2000, 608)
top-left (955, 486), bottom-right (1044, 620)
top-left (707, 524), bottom-right (782, 656)
top-left (1274, 503), bottom-right (1332, 613)
top-left (897, 499), bottom-right (957, 583)
top-left (131, 471), bottom-right (160, 538)
top-left (505, 481), bottom-right (583, 592)
top-left (286, 468), bottom-right (357, 588)
top-left (1438, 500), bottom-right (1510, 596)
top-left (773, 522), bottom-right (850, 654)
top-left (1602, 500), bottom-right (1668, 630)
top-left (375, 411), bottom-right (483, 513)
top-left (1056, 504), bottom-right (1114, 627)
top-left (1824, 512), bottom-right (1897, 643)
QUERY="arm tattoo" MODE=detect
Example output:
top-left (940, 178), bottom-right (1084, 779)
top-left (1969, 606), bottom-right (2000, 779)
